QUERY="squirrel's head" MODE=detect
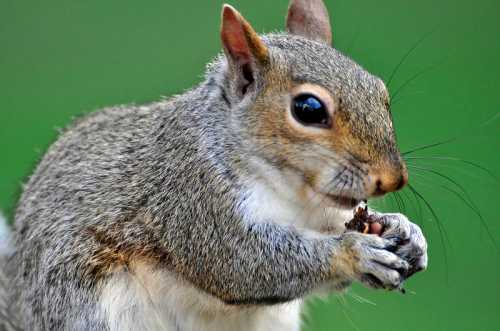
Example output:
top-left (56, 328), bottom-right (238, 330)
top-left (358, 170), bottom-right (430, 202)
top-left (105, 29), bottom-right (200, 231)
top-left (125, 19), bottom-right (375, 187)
top-left (217, 0), bottom-right (407, 210)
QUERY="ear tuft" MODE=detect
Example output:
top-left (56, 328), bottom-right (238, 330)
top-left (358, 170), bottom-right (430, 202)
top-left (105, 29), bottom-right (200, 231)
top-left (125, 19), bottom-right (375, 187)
top-left (286, 0), bottom-right (332, 45)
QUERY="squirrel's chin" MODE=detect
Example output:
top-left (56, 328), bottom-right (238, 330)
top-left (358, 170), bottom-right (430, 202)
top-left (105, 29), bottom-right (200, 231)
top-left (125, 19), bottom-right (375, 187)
top-left (322, 193), bottom-right (361, 210)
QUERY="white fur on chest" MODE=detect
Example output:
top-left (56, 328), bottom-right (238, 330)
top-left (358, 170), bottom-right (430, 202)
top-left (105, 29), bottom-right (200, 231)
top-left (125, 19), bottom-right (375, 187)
top-left (100, 168), bottom-right (350, 331)
top-left (239, 170), bottom-right (351, 235)
top-left (100, 263), bottom-right (302, 331)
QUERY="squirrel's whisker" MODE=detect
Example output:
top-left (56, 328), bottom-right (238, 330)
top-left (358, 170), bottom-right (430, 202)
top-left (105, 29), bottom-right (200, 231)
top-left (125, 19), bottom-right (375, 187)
top-left (407, 165), bottom-right (478, 211)
top-left (400, 188), bottom-right (422, 219)
top-left (389, 90), bottom-right (426, 107)
top-left (402, 139), bottom-right (455, 156)
top-left (390, 56), bottom-right (448, 102)
top-left (407, 183), bottom-right (450, 282)
top-left (336, 295), bottom-right (362, 331)
top-left (389, 193), bottom-right (402, 213)
top-left (408, 171), bottom-right (498, 250)
top-left (402, 112), bottom-right (499, 156)
top-left (438, 185), bottom-right (498, 251)
top-left (405, 160), bottom-right (485, 182)
top-left (405, 156), bottom-right (499, 182)
top-left (404, 179), bottom-right (425, 226)
top-left (385, 26), bottom-right (441, 88)
top-left (395, 191), bottom-right (407, 213)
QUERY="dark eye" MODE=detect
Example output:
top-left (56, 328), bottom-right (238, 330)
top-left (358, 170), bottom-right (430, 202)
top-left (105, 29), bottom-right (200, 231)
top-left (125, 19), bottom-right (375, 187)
top-left (291, 94), bottom-right (331, 128)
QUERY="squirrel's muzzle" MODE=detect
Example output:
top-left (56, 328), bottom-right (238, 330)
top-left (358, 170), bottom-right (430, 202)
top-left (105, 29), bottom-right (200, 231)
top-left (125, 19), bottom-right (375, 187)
top-left (367, 162), bottom-right (408, 197)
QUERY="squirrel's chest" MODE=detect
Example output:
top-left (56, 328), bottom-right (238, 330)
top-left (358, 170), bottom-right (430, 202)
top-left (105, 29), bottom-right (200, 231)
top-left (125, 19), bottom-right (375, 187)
top-left (99, 263), bottom-right (302, 331)
top-left (239, 179), bottom-right (350, 234)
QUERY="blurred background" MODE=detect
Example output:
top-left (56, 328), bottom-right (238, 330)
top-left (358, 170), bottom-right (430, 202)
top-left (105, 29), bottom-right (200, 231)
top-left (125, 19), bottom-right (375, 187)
top-left (0, 0), bottom-right (498, 330)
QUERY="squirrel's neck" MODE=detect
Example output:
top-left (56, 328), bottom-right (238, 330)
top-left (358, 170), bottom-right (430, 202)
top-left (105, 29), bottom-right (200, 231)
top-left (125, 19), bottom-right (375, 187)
top-left (147, 64), bottom-right (244, 187)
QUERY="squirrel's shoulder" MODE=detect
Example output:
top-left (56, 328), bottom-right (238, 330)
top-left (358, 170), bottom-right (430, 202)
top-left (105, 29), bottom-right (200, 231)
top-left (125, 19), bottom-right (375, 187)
top-left (65, 103), bottom-right (157, 135)
top-left (63, 85), bottom-right (210, 137)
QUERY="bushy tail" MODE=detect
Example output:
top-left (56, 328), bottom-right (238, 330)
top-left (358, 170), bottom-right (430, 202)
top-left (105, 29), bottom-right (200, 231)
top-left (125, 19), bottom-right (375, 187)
top-left (0, 211), bottom-right (11, 255)
top-left (0, 211), bottom-right (22, 331)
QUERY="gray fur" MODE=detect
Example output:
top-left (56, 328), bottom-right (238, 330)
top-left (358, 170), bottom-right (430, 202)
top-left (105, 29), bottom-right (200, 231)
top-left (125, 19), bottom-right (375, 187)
top-left (0, 212), bottom-right (9, 255)
top-left (0, 29), bottom-right (427, 331)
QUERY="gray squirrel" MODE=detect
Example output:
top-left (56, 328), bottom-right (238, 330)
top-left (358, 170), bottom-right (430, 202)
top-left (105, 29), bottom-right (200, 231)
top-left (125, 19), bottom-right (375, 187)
top-left (0, 1), bottom-right (428, 330)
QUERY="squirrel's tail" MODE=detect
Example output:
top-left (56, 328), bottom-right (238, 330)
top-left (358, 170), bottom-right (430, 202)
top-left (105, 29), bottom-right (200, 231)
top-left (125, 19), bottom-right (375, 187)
top-left (0, 211), bottom-right (11, 255)
top-left (0, 211), bottom-right (21, 331)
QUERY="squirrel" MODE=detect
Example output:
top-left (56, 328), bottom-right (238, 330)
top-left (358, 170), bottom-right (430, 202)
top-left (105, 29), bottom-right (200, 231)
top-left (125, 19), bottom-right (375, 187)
top-left (0, 1), bottom-right (428, 330)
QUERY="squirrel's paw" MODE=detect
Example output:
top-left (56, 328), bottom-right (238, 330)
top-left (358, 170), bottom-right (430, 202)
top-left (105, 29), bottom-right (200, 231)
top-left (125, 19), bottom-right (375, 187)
top-left (336, 232), bottom-right (410, 290)
top-left (377, 213), bottom-right (428, 278)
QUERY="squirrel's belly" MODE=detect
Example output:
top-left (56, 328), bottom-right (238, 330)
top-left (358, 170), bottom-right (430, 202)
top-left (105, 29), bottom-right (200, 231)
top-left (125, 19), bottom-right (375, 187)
top-left (99, 261), bottom-right (302, 331)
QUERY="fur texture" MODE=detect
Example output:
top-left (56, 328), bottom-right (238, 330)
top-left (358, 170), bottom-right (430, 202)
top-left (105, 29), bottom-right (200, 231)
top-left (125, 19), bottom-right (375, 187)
top-left (0, 213), bottom-right (22, 331)
top-left (0, 212), bottom-right (9, 255)
top-left (0, 2), bottom-right (427, 330)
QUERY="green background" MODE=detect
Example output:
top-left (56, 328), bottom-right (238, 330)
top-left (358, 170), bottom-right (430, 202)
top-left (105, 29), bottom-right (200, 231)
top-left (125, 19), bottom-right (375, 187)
top-left (1, 0), bottom-right (498, 330)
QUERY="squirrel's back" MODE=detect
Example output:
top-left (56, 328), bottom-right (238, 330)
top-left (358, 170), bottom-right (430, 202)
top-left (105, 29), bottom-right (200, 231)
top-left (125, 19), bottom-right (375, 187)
top-left (2, 51), bottom-right (247, 327)
top-left (8, 81), bottom-right (237, 329)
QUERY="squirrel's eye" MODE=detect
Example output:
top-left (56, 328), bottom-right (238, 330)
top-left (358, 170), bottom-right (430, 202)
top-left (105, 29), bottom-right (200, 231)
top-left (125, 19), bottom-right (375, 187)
top-left (291, 94), bottom-right (331, 128)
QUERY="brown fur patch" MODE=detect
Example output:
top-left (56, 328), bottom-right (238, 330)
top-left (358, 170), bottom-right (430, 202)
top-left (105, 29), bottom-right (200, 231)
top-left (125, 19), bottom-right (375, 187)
top-left (84, 217), bottom-right (173, 280)
top-left (241, 19), bottom-right (269, 65)
top-left (249, 76), bottom-right (405, 198)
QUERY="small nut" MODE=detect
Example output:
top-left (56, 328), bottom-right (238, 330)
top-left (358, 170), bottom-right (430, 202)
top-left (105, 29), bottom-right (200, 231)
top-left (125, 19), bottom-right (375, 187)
top-left (345, 206), bottom-right (384, 236)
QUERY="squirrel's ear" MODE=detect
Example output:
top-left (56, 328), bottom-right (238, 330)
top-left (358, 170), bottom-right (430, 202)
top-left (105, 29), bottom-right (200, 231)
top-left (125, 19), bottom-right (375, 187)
top-left (221, 4), bottom-right (269, 96)
top-left (286, 0), bottom-right (332, 45)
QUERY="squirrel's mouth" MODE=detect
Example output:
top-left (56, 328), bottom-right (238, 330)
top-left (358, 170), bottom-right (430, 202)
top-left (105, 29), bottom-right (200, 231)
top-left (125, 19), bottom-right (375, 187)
top-left (323, 193), bottom-right (361, 209)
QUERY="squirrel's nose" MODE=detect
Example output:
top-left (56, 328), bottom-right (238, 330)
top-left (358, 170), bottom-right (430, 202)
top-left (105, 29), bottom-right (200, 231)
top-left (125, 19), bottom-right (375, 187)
top-left (368, 166), bottom-right (408, 197)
